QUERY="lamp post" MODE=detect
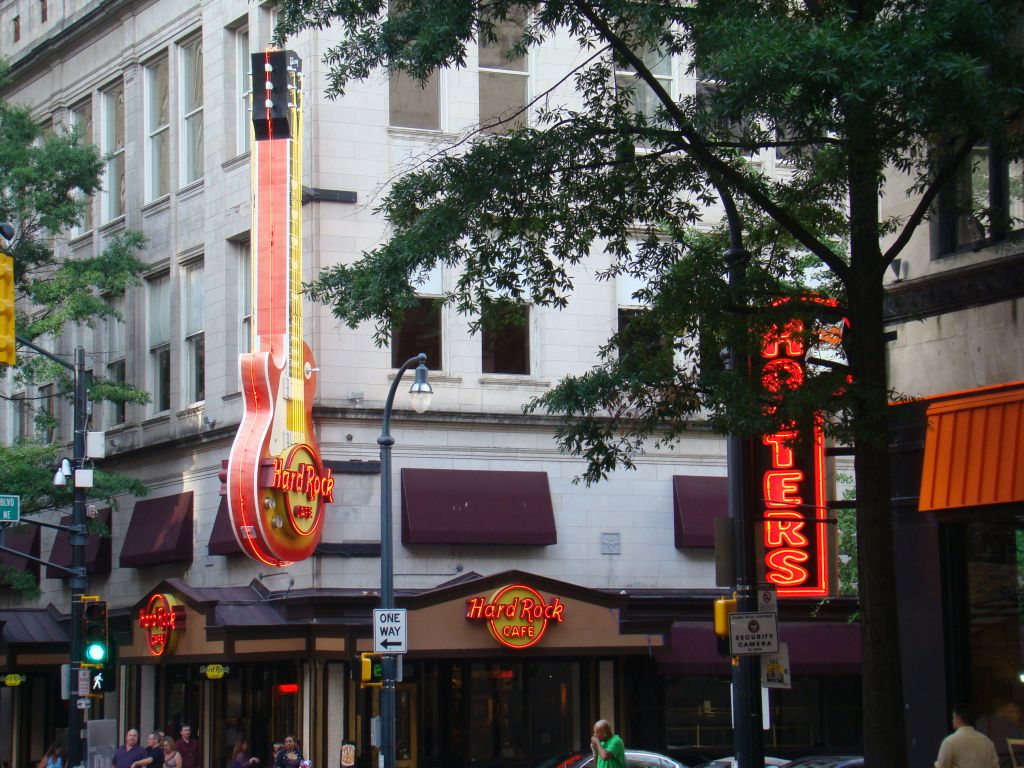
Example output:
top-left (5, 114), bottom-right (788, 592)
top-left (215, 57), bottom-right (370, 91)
top-left (378, 353), bottom-right (432, 768)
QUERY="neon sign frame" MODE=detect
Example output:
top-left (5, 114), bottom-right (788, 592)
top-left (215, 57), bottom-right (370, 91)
top-left (465, 584), bottom-right (565, 649)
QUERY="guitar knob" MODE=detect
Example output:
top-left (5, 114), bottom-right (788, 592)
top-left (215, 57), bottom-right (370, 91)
top-left (264, 496), bottom-right (277, 510)
top-left (272, 515), bottom-right (285, 529)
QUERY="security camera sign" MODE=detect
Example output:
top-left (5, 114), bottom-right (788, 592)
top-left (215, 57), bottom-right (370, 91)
top-left (728, 611), bottom-right (779, 655)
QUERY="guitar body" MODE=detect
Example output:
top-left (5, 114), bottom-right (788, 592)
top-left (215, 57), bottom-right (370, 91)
top-left (226, 50), bottom-right (333, 566)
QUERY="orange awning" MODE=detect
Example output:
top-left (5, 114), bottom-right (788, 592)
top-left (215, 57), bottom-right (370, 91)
top-left (919, 384), bottom-right (1024, 512)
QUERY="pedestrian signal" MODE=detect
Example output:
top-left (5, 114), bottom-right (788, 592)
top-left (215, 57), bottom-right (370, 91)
top-left (359, 652), bottom-right (382, 688)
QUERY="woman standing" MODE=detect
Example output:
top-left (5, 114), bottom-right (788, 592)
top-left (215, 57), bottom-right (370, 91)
top-left (274, 737), bottom-right (302, 768)
top-left (38, 742), bottom-right (64, 768)
top-left (162, 737), bottom-right (182, 768)
top-left (231, 738), bottom-right (260, 768)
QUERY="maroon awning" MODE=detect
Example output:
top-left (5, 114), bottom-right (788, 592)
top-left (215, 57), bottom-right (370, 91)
top-left (673, 475), bottom-right (728, 548)
top-left (0, 524), bottom-right (40, 584)
top-left (401, 468), bottom-right (556, 545)
top-left (46, 507), bottom-right (112, 579)
top-left (655, 620), bottom-right (862, 675)
top-left (208, 497), bottom-right (243, 556)
top-left (119, 492), bottom-right (194, 567)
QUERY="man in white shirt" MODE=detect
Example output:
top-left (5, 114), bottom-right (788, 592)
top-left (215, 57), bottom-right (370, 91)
top-left (936, 706), bottom-right (1000, 768)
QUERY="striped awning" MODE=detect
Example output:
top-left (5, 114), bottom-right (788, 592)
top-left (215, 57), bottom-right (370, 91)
top-left (919, 384), bottom-right (1024, 512)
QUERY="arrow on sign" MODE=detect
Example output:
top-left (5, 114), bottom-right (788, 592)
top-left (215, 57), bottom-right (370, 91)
top-left (379, 639), bottom-right (402, 649)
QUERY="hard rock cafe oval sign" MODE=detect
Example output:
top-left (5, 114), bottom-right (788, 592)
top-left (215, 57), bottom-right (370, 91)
top-left (465, 584), bottom-right (565, 649)
top-left (139, 593), bottom-right (186, 657)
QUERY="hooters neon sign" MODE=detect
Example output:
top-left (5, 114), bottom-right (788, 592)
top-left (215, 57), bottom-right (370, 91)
top-left (139, 593), bottom-right (186, 656)
top-left (756, 303), bottom-right (833, 598)
top-left (466, 584), bottom-right (565, 649)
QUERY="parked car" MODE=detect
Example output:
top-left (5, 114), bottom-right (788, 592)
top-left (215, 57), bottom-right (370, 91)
top-left (703, 756), bottom-right (789, 768)
top-left (535, 750), bottom-right (694, 768)
top-left (781, 757), bottom-right (864, 768)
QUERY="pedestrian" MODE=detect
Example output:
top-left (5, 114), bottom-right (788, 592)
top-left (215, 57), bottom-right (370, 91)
top-left (935, 705), bottom-right (1000, 768)
top-left (162, 738), bottom-right (181, 768)
top-left (590, 720), bottom-right (625, 768)
top-left (39, 741), bottom-right (65, 768)
top-left (275, 737), bottom-right (303, 768)
top-left (112, 730), bottom-right (148, 768)
top-left (136, 733), bottom-right (165, 768)
top-left (231, 738), bottom-right (260, 768)
top-left (176, 724), bottom-right (201, 768)
top-left (271, 743), bottom-right (283, 768)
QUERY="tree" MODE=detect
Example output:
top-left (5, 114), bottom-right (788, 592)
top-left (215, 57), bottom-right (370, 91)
top-left (0, 64), bottom-right (148, 595)
top-left (275, 1), bottom-right (1024, 761)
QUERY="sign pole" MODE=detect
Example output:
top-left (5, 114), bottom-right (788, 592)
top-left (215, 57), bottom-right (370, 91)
top-left (68, 346), bottom-right (89, 767)
top-left (722, 193), bottom-right (765, 768)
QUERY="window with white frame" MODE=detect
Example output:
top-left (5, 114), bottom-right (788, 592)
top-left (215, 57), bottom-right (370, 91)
top-left (481, 301), bottom-right (530, 375)
top-left (12, 392), bottom-right (31, 441)
top-left (101, 81), bottom-right (125, 221)
top-left (615, 46), bottom-right (673, 122)
top-left (391, 265), bottom-right (443, 369)
top-left (106, 296), bottom-right (127, 426)
top-left (69, 98), bottom-right (94, 235)
top-left (238, 241), bottom-right (252, 355)
top-left (183, 261), bottom-right (205, 403)
top-left (38, 383), bottom-right (55, 442)
top-left (180, 37), bottom-right (204, 185)
top-left (235, 26), bottom-right (251, 155)
top-left (148, 274), bottom-right (171, 412)
top-left (145, 54), bottom-right (170, 201)
top-left (478, 7), bottom-right (529, 134)
top-left (390, 70), bottom-right (441, 130)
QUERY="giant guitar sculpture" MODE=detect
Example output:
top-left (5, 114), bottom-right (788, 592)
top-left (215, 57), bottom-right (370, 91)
top-left (227, 50), bottom-right (334, 566)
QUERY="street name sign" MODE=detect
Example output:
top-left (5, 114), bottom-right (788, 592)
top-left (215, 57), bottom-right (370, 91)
top-left (373, 608), bottom-right (407, 653)
top-left (728, 611), bottom-right (779, 655)
top-left (0, 494), bottom-right (20, 522)
top-left (76, 697), bottom-right (91, 710)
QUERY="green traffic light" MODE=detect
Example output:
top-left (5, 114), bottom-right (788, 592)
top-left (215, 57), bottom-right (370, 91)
top-left (85, 641), bottom-right (107, 663)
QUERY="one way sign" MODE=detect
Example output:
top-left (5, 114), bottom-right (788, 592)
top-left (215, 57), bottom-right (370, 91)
top-left (373, 608), bottom-right (407, 654)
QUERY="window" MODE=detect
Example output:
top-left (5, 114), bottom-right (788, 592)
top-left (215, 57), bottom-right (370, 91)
top-left (478, 8), bottom-right (528, 134)
top-left (102, 82), bottom-right (125, 221)
top-left (106, 297), bottom-right (127, 425)
top-left (235, 27), bottom-right (251, 155)
top-left (69, 99), bottom-right (94, 235)
top-left (694, 68), bottom-right (749, 145)
top-left (148, 275), bottom-right (171, 412)
top-left (938, 136), bottom-right (1023, 253)
top-left (12, 392), bottom-right (31, 441)
top-left (392, 298), bottom-right (442, 370)
top-left (38, 384), bottom-right (55, 442)
top-left (615, 46), bottom-right (672, 122)
top-left (180, 37), bottom-right (204, 184)
top-left (12, 15), bottom-right (20, 43)
top-left (481, 302), bottom-right (530, 374)
top-left (145, 54), bottom-right (170, 200)
top-left (390, 71), bottom-right (440, 130)
top-left (238, 242), bottom-right (252, 354)
top-left (40, 0), bottom-right (47, 23)
top-left (183, 262), bottom-right (205, 403)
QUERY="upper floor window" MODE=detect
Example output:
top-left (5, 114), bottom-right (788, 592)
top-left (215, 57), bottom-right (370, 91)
top-left (105, 296), bottom-right (127, 426)
top-left (40, 0), bottom-right (47, 23)
top-left (183, 261), bottom-right (205, 404)
top-left (12, 392), bottom-right (31, 441)
top-left (390, 71), bottom-right (440, 130)
top-left (392, 297), bottom-right (443, 370)
top-left (235, 26), bottom-right (251, 155)
top-left (148, 275), bottom-right (171, 412)
top-left (12, 15), bottom-right (20, 43)
top-left (478, 7), bottom-right (528, 134)
top-left (616, 45), bottom-right (672, 123)
top-left (101, 82), bottom-right (125, 221)
top-left (180, 37), bottom-right (204, 185)
top-left (238, 242), bottom-right (252, 355)
top-left (145, 54), bottom-right (171, 201)
top-left (938, 136), bottom-right (1023, 254)
top-left (481, 301), bottom-right (530, 375)
top-left (38, 383), bottom-right (55, 442)
top-left (68, 99), bottom-right (94, 235)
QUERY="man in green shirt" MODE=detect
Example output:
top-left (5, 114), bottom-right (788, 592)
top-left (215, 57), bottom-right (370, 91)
top-left (590, 720), bottom-right (625, 768)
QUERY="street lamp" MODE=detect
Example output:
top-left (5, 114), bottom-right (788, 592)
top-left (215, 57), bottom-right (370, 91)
top-left (378, 353), bottom-right (433, 768)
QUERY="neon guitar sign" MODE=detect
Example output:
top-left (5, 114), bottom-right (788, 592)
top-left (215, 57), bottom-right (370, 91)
top-left (227, 50), bottom-right (331, 566)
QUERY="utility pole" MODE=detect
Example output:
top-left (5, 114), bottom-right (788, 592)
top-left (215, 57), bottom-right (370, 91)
top-left (721, 191), bottom-right (765, 768)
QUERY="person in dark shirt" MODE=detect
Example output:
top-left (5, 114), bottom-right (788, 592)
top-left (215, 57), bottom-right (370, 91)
top-left (175, 725), bottom-right (200, 768)
top-left (274, 737), bottom-right (302, 768)
top-left (137, 733), bottom-right (164, 768)
top-left (112, 730), bottom-right (148, 768)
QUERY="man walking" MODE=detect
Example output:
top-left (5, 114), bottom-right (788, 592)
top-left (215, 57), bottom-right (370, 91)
top-left (590, 721), bottom-right (625, 768)
top-left (176, 725), bottom-right (200, 768)
top-left (935, 706), bottom-right (999, 768)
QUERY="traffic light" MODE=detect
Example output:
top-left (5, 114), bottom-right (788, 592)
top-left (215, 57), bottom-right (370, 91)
top-left (713, 594), bottom-right (737, 657)
top-left (0, 252), bottom-right (15, 365)
top-left (81, 598), bottom-right (108, 665)
top-left (359, 652), bottom-right (382, 688)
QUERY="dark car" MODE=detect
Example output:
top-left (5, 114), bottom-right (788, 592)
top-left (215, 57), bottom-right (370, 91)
top-left (782, 757), bottom-right (864, 768)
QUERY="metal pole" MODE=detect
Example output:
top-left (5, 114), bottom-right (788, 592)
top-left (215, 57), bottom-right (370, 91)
top-left (377, 353), bottom-right (425, 768)
top-left (68, 346), bottom-right (89, 767)
top-left (721, 194), bottom-right (765, 768)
